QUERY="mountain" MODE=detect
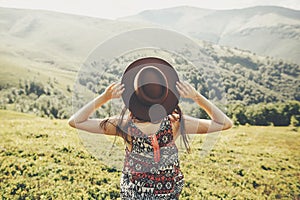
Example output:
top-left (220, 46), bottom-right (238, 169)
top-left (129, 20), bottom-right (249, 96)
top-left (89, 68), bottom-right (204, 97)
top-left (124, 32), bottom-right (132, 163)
top-left (0, 7), bottom-right (140, 75)
top-left (0, 7), bottom-right (299, 120)
top-left (0, 7), bottom-right (142, 117)
top-left (120, 6), bottom-right (300, 64)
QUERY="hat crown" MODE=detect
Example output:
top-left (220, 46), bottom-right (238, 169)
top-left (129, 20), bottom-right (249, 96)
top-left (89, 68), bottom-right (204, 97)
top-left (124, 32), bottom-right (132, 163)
top-left (121, 57), bottom-right (180, 122)
top-left (134, 66), bottom-right (168, 105)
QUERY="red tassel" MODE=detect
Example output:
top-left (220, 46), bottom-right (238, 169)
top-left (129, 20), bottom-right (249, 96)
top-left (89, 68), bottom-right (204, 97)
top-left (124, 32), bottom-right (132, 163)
top-left (150, 135), bottom-right (160, 162)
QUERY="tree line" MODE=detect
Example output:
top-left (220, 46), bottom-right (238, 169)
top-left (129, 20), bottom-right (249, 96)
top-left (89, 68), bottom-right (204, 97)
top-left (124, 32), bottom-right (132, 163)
top-left (1, 78), bottom-right (299, 126)
top-left (227, 101), bottom-right (300, 126)
top-left (0, 79), bottom-right (72, 119)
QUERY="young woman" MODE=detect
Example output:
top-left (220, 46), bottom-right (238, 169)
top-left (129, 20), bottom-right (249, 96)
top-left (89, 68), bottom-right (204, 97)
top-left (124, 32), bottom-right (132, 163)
top-left (68, 57), bottom-right (232, 199)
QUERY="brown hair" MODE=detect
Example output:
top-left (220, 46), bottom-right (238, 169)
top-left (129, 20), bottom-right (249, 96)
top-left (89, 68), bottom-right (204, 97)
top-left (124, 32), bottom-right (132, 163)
top-left (100, 105), bottom-right (191, 153)
top-left (172, 105), bottom-right (191, 153)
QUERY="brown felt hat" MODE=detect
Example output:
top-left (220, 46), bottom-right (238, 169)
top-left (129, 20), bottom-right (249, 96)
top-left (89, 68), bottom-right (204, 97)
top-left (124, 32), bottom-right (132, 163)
top-left (121, 57), bottom-right (180, 122)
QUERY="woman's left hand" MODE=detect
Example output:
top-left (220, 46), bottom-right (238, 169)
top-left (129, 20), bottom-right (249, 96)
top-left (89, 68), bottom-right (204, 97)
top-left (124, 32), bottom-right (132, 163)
top-left (176, 81), bottom-right (199, 99)
top-left (104, 82), bottom-right (125, 100)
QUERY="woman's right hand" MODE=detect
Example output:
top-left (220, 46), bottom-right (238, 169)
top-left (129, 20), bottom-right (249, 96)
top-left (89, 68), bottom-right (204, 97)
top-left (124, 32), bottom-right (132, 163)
top-left (176, 81), bottom-right (199, 100)
top-left (104, 82), bottom-right (125, 100)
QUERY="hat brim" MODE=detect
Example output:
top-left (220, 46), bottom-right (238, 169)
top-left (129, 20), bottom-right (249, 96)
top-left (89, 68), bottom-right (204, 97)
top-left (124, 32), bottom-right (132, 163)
top-left (121, 57), bottom-right (180, 122)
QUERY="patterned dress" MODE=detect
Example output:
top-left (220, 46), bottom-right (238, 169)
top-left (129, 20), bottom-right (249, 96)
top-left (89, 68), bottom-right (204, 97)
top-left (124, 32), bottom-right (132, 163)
top-left (120, 115), bottom-right (184, 200)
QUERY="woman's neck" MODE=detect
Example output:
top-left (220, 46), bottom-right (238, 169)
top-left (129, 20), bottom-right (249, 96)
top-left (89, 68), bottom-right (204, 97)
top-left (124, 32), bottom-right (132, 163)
top-left (132, 117), bottom-right (162, 124)
top-left (132, 119), bottom-right (163, 136)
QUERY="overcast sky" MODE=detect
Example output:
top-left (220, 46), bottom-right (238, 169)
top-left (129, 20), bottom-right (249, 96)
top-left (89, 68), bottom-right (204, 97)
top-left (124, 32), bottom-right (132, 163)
top-left (0, 0), bottom-right (299, 19)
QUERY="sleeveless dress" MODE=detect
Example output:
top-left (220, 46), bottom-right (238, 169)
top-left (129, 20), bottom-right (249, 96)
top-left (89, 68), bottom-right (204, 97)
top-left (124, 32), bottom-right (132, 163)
top-left (120, 115), bottom-right (184, 200)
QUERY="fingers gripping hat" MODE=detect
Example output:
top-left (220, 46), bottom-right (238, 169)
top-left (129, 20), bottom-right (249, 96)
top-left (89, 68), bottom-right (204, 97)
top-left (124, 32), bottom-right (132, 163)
top-left (121, 57), bottom-right (180, 122)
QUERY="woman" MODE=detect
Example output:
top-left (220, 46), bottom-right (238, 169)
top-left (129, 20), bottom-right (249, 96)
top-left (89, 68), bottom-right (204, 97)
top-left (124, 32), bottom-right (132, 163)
top-left (68, 57), bottom-right (232, 199)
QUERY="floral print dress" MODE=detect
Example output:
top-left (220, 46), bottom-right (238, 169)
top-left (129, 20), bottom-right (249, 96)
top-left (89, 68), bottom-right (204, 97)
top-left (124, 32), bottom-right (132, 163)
top-left (120, 116), bottom-right (184, 200)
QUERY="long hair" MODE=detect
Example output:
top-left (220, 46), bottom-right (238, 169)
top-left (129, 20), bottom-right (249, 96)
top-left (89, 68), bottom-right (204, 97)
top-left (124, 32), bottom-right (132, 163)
top-left (172, 105), bottom-right (191, 153)
top-left (100, 105), bottom-right (191, 153)
top-left (99, 106), bottom-right (132, 144)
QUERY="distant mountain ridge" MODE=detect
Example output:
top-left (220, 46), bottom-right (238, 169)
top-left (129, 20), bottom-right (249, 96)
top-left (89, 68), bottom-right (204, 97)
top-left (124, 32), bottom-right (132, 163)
top-left (0, 7), bottom-right (140, 69)
top-left (120, 6), bottom-right (300, 64)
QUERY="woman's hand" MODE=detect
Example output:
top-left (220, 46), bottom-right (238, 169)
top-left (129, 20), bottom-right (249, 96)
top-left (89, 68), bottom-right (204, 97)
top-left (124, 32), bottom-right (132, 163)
top-left (176, 80), bottom-right (233, 133)
top-left (176, 81), bottom-right (199, 100)
top-left (68, 82), bottom-right (125, 133)
top-left (104, 82), bottom-right (125, 100)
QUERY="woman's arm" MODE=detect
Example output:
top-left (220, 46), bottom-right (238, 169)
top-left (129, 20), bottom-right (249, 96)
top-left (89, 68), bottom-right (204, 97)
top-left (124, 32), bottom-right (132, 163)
top-left (176, 81), bottom-right (233, 134)
top-left (68, 82), bottom-right (124, 135)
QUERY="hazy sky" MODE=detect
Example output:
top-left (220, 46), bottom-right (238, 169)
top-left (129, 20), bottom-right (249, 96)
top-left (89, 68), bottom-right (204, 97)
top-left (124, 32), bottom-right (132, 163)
top-left (0, 0), bottom-right (299, 19)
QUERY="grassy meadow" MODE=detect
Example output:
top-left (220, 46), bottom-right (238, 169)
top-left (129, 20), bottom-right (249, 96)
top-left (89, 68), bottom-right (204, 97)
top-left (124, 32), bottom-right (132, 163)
top-left (0, 109), bottom-right (299, 199)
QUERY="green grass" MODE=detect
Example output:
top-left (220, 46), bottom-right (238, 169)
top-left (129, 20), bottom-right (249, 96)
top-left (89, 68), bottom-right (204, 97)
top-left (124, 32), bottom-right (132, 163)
top-left (0, 110), bottom-right (299, 199)
top-left (0, 110), bottom-right (120, 199)
top-left (181, 126), bottom-right (300, 199)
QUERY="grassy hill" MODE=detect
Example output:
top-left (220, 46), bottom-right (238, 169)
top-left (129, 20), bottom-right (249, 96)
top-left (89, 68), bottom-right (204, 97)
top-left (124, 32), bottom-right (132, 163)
top-left (0, 6), bottom-right (142, 77)
top-left (120, 6), bottom-right (300, 64)
top-left (0, 110), bottom-right (299, 199)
